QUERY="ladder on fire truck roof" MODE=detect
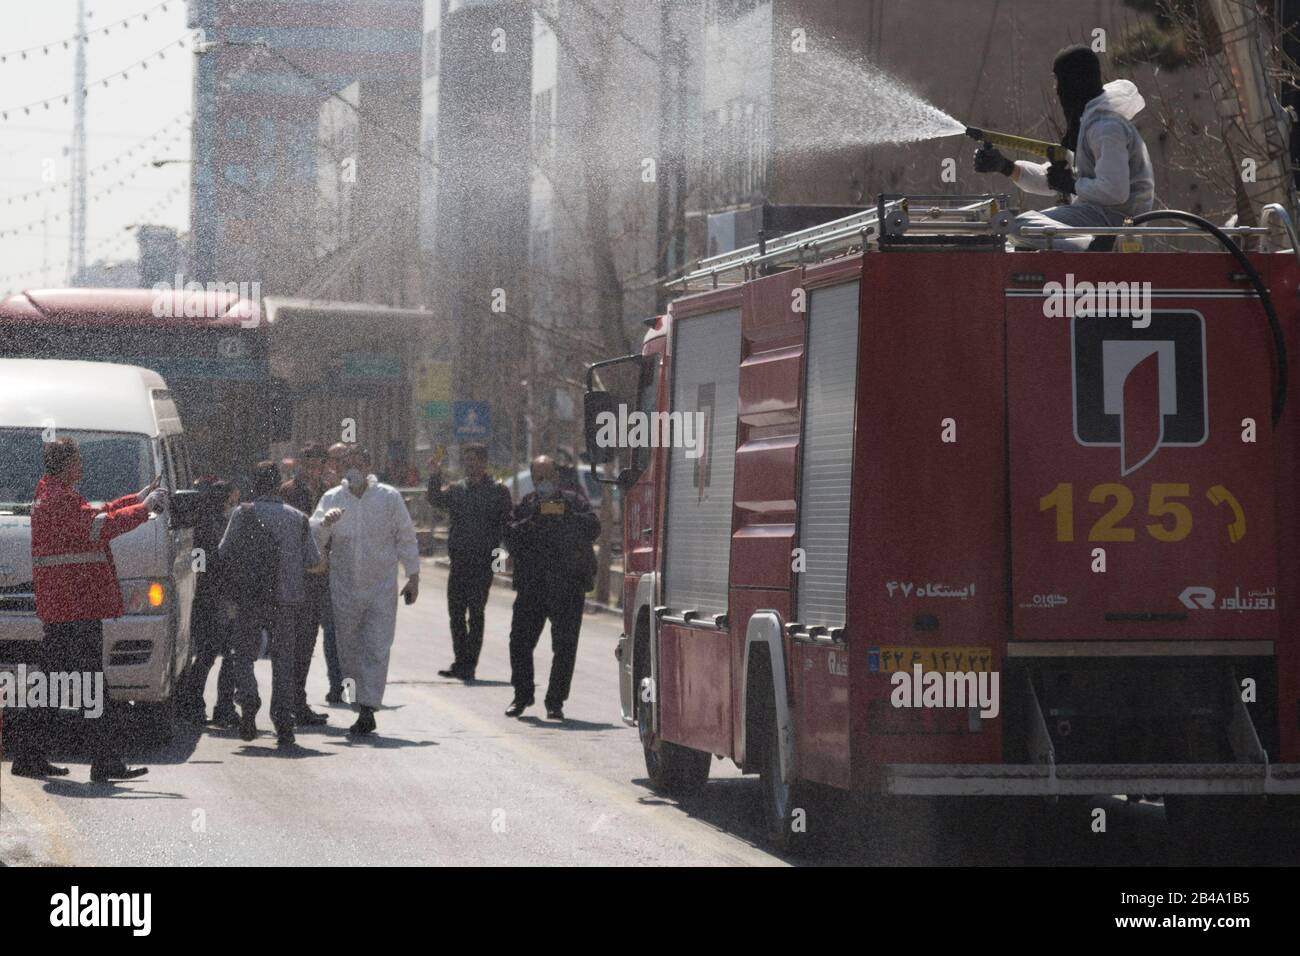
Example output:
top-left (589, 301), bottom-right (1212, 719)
top-left (671, 193), bottom-right (1300, 292)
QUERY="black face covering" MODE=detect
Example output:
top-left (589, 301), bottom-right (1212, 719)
top-left (1053, 45), bottom-right (1104, 152)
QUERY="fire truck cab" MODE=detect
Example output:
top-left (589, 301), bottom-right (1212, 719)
top-left (585, 194), bottom-right (1300, 847)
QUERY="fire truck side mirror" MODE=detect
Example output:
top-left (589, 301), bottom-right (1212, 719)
top-left (584, 390), bottom-right (617, 467)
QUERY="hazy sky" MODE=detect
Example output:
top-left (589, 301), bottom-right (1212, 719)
top-left (0, 0), bottom-right (193, 292)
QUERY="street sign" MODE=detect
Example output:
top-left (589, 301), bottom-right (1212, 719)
top-left (416, 361), bottom-right (452, 421)
top-left (452, 400), bottom-right (491, 440)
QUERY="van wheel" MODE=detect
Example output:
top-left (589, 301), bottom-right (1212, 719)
top-left (636, 641), bottom-right (711, 796)
top-left (755, 678), bottom-right (809, 854)
top-left (133, 696), bottom-right (176, 748)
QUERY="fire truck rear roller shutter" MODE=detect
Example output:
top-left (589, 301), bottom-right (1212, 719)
top-left (663, 307), bottom-right (742, 619)
top-left (796, 281), bottom-right (860, 630)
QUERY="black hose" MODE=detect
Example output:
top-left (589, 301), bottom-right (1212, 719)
top-left (1129, 209), bottom-right (1288, 426)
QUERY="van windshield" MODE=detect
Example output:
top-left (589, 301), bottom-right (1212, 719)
top-left (0, 428), bottom-right (153, 512)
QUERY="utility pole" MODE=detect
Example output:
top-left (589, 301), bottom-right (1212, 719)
top-left (67, 0), bottom-right (88, 285)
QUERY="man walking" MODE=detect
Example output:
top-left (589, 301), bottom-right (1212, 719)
top-left (219, 461), bottom-right (320, 748)
top-left (311, 446), bottom-right (421, 736)
top-left (426, 443), bottom-right (511, 681)
top-left (504, 456), bottom-right (600, 721)
top-left (19, 437), bottom-right (162, 781)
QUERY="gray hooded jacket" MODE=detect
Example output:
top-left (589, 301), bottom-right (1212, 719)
top-left (1015, 79), bottom-right (1155, 221)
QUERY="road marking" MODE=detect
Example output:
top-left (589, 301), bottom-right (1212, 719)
top-left (2, 775), bottom-right (83, 865)
top-left (405, 683), bottom-right (785, 867)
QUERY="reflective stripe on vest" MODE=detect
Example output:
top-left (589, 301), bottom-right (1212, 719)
top-left (88, 512), bottom-right (108, 543)
top-left (32, 551), bottom-right (108, 568)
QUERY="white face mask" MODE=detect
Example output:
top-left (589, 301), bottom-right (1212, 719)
top-left (344, 468), bottom-right (364, 485)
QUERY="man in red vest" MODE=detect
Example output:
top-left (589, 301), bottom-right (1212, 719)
top-left (17, 437), bottom-right (164, 780)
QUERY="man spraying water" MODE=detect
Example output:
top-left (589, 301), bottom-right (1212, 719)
top-left (972, 45), bottom-right (1154, 250)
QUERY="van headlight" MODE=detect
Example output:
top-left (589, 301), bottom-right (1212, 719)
top-left (120, 578), bottom-right (169, 614)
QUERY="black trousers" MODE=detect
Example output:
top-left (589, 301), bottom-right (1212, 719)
top-left (507, 585), bottom-right (586, 707)
top-left (447, 560), bottom-right (495, 673)
top-left (231, 604), bottom-right (299, 733)
top-left (12, 619), bottom-right (127, 770)
top-left (183, 592), bottom-right (235, 714)
top-left (294, 575), bottom-right (329, 710)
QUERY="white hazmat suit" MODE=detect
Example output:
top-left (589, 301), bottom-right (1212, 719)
top-left (310, 475), bottom-right (421, 709)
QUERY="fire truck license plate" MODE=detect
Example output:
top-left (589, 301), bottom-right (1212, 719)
top-left (868, 646), bottom-right (994, 674)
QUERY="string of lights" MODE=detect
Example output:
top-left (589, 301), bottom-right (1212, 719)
top-left (0, 152), bottom-right (188, 238)
top-left (0, 179), bottom-right (188, 295)
top-left (0, 1), bottom-right (176, 64)
top-left (0, 110), bottom-right (190, 206)
top-left (0, 36), bottom-right (189, 122)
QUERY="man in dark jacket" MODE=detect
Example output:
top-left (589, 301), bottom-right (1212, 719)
top-left (503, 455), bottom-right (599, 721)
top-left (426, 443), bottom-right (512, 681)
top-left (219, 461), bottom-right (321, 748)
top-left (179, 477), bottom-right (239, 726)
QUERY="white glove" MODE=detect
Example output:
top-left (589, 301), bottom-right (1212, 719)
top-left (136, 475), bottom-right (162, 502)
top-left (144, 489), bottom-right (168, 514)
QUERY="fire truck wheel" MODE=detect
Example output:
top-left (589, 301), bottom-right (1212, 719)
top-left (635, 640), bottom-right (711, 795)
top-left (756, 687), bottom-right (809, 854)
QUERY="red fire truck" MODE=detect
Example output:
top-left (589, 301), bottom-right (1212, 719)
top-left (584, 194), bottom-right (1300, 848)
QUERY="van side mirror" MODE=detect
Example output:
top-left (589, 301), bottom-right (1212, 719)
top-left (584, 390), bottom-right (617, 466)
top-left (169, 488), bottom-right (201, 530)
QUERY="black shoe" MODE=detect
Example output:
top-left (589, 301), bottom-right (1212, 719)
top-left (505, 697), bottom-right (533, 718)
top-left (348, 708), bottom-right (376, 736)
top-left (325, 688), bottom-right (344, 705)
top-left (12, 758), bottom-right (70, 779)
top-left (239, 711), bottom-right (258, 741)
top-left (546, 704), bottom-right (565, 721)
top-left (277, 729), bottom-right (297, 748)
top-left (90, 762), bottom-right (148, 783)
top-left (437, 665), bottom-right (469, 679)
top-left (295, 707), bottom-right (329, 726)
top-left (210, 706), bottom-right (239, 728)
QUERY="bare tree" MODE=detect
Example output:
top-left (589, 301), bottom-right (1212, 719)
top-left (1115, 0), bottom-right (1298, 236)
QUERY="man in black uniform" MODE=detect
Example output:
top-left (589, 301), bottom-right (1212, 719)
top-left (426, 442), bottom-right (512, 681)
top-left (503, 455), bottom-right (600, 721)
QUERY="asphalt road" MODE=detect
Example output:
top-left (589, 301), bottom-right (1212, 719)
top-left (2, 561), bottom-right (1298, 866)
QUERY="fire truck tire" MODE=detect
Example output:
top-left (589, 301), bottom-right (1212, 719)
top-left (635, 636), bottom-right (711, 795)
top-left (754, 679), bottom-right (809, 854)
